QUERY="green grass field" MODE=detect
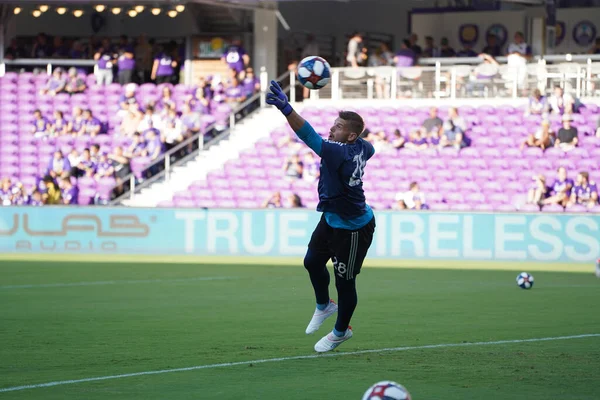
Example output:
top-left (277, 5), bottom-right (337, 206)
top-left (1, 257), bottom-right (600, 399)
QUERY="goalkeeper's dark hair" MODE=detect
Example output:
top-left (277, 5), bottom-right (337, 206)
top-left (339, 111), bottom-right (365, 136)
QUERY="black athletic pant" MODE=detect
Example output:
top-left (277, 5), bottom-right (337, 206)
top-left (304, 214), bottom-right (376, 332)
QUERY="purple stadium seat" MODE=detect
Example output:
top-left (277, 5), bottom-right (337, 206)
top-left (542, 204), bottom-right (564, 213)
top-left (566, 204), bottom-right (588, 213)
top-left (429, 203), bottom-right (450, 211)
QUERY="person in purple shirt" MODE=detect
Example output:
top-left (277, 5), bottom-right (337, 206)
top-left (65, 67), bottom-right (87, 94)
top-left (225, 77), bottom-right (247, 103)
top-left (188, 78), bottom-right (211, 113)
top-left (428, 127), bottom-right (441, 146)
top-left (151, 48), bottom-right (177, 84)
top-left (39, 68), bottom-right (66, 96)
top-left (74, 148), bottom-right (96, 177)
top-left (59, 178), bottom-right (78, 205)
top-left (124, 132), bottom-right (147, 159)
top-left (542, 166), bottom-right (573, 208)
top-left (12, 184), bottom-right (30, 206)
top-left (143, 130), bottom-right (163, 161)
top-left (405, 128), bottom-right (428, 150)
top-left (222, 39), bottom-right (249, 75)
top-left (29, 190), bottom-right (44, 206)
top-left (82, 109), bottom-right (102, 137)
top-left (242, 67), bottom-right (260, 97)
top-left (0, 178), bottom-right (15, 206)
top-left (51, 110), bottom-right (68, 136)
top-left (32, 109), bottom-right (50, 138)
top-left (456, 44), bottom-right (478, 58)
top-left (569, 171), bottom-right (598, 208)
top-left (393, 40), bottom-right (416, 67)
top-left (119, 83), bottom-right (139, 117)
top-left (155, 86), bottom-right (176, 113)
top-left (526, 89), bottom-right (549, 116)
top-left (117, 35), bottom-right (136, 85)
top-left (94, 38), bottom-right (116, 86)
top-left (47, 150), bottom-right (71, 179)
top-left (391, 129), bottom-right (406, 149)
top-left (68, 106), bottom-right (85, 136)
top-left (94, 152), bottom-right (115, 181)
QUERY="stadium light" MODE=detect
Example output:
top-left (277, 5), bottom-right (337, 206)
top-left (128, 9), bottom-right (138, 17)
top-left (135, 5), bottom-right (145, 12)
top-left (167, 10), bottom-right (178, 18)
top-left (175, 5), bottom-right (185, 12)
top-left (111, 7), bottom-right (121, 14)
top-left (56, 7), bottom-right (67, 15)
top-left (13, 7), bottom-right (21, 15)
top-left (95, 5), bottom-right (106, 12)
top-left (39, 5), bottom-right (49, 12)
top-left (32, 10), bottom-right (42, 17)
top-left (151, 7), bottom-right (161, 15)
top-left (73, 9), bottom-right (83, 17)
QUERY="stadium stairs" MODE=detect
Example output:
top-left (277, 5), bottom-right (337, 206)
top-left (121, 107), bottom-right (288, 207)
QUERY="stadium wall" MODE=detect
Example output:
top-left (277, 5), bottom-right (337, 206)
top-left (1, 207), bottom-right (598, 263)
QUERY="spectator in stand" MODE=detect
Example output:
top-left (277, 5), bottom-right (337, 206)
top-left (119, 83), bottom-right (139, 117)
top-left (366, 131), bottom-right (391, 153)
top-left (262, 191), bottom-right (282, 208)
top-left (32, 109), bottom-right (50, 138)
top-left (0, 178), bottom-right (15, 206)
top-left (4, 38), bottom-right (26, 60)
top-left (457, 44), bottom-right (478, 58)
top-left (29, 190), bottom-right (44, 206)
top-left (439, 107), bottom-right (467, 149)
top-left (12, 184), bottom-right (29, 206)
top-left (75, 149), bottom-right (92, 175)
top-left (588, 37), bottom-right (600, 54)
top-left (527, 174), bottom-right (549, 205)
top-left (94, 152), bottom-right (115, 181)
top-left (302, 151), bottom-right (320, 183)
top-left (161, 108), bottom-right (184, 151)
top-left (39, 68), bottom-right (66, 96)
top-left (549, 86), bottom-right (576, 115)
top-left (555, 114), bottom-right (578, 151)
top-left (41, 176), bottom-right (61, 205)
top-left (422, 36), bottom-right (439, 58)
top-left (242, 68), bottom-right (260, 97)
top-left (428, 127), bottom-right (441, 146)
top-left (82, 109), bottom-right (102, 137)
top-left (521, 119), bottom-right (553, 150)
top-left (67, 149), bottom-right (80, 170)
top-left (409, 33), bottom-right (422, 56)
top-left (135, 34), bottom-right (153, 83)
top-left (481, 34), bottom-right (502, 58)
top-left (94, 38), bottom-right (116, 86)
top-left (143, 129), bottom-right (163, 161)
top-left (394, 39), bottom-right (416, 67)
top-left (222, 39), bottom-right (249, 77)
top-left (405, 129), bottom-right (428, 151)
top-left (439, 37), bottom-right (456, 57)
top-left (117, 35), bottom-right (135, 85)
top-left (120, 107), bottom-right (143, 137)
top-left (225, 77), bottom-right (247, 103)
top-left (59, 178), bottom-right (78, 205)
top-left (90, 144), bottom-right (101, 163)
top-left (283, 154), bottom-right (304, 180)
top-left (369, 43), bottom-right (394, 67)
top-left (394, 182), bottom-right (426, 210)
top-left (51, 110), bottom-right (68, 136)
top-left (51, 36), bottom-right (69, 58)
top-left (569, 172), bottom-right (598, 208)
top-left (124, 132), bottom-right (146, 159)
top-left (507, 31), bottom-right (532, 60)
top-left (288, 193), bottom-right (304, 208)
top-left (137, 105), bottom-right (161, 133)
top-left (391, 129), bottom-right (406, 149)
top-left (47, 150), bottom-right (71, 179)
top-left (152, 46), bottom-right (177, 84)
top-left (346, 32), bottom-right (363, 67)
top-left (155, 86), bottom-right (176, 113)
top-left (67, 106), bottom-right (85, 136)
top-left (108, 146), bottom-right (130, 179)
top-left (69, 41), bottom-right (86, 60)
top-left (189, 77), bottom-right (211, 113)
top-left (542, 167), bottom-right (573, 208)
top-left (422, 107), bottom-right (443, 134)
top-left (180, 103), bottom-right (202, 138)
top-left (64, 67), bottom-right (86, 94)
top-left (32, 33), bottom-right (51, 58)
top-left (526, 89), bottom-right (549, 116)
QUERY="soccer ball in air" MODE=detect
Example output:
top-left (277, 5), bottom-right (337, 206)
top-left (362, 381), bottom-right (411, 400)
top-left (297, 56), bottom-right (331, 90)
top-left (516, 272), bottom-right (534, 289)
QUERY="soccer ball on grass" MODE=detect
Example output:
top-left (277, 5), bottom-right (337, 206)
top-left (516, 272), bottom-right (534, 289)
top-left (362, 381), bottom-right (411, 400)
top-left (297, 56), bottom-right (331, 90)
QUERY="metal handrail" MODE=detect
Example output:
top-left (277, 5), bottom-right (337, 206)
top-left (109, 69), bottom-right (292, 205)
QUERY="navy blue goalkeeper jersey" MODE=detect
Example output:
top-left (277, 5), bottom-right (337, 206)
top-left (295, 121), bottom-right (375, 230)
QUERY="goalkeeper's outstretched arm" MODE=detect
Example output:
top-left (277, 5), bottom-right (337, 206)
top-left (285, 111), bottom-right (323, 156)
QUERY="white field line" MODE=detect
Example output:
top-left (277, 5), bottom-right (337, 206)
top-left (0, 276), bottom-right (238, 290)
top-left (0, 333), bottom-right (598, 394)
